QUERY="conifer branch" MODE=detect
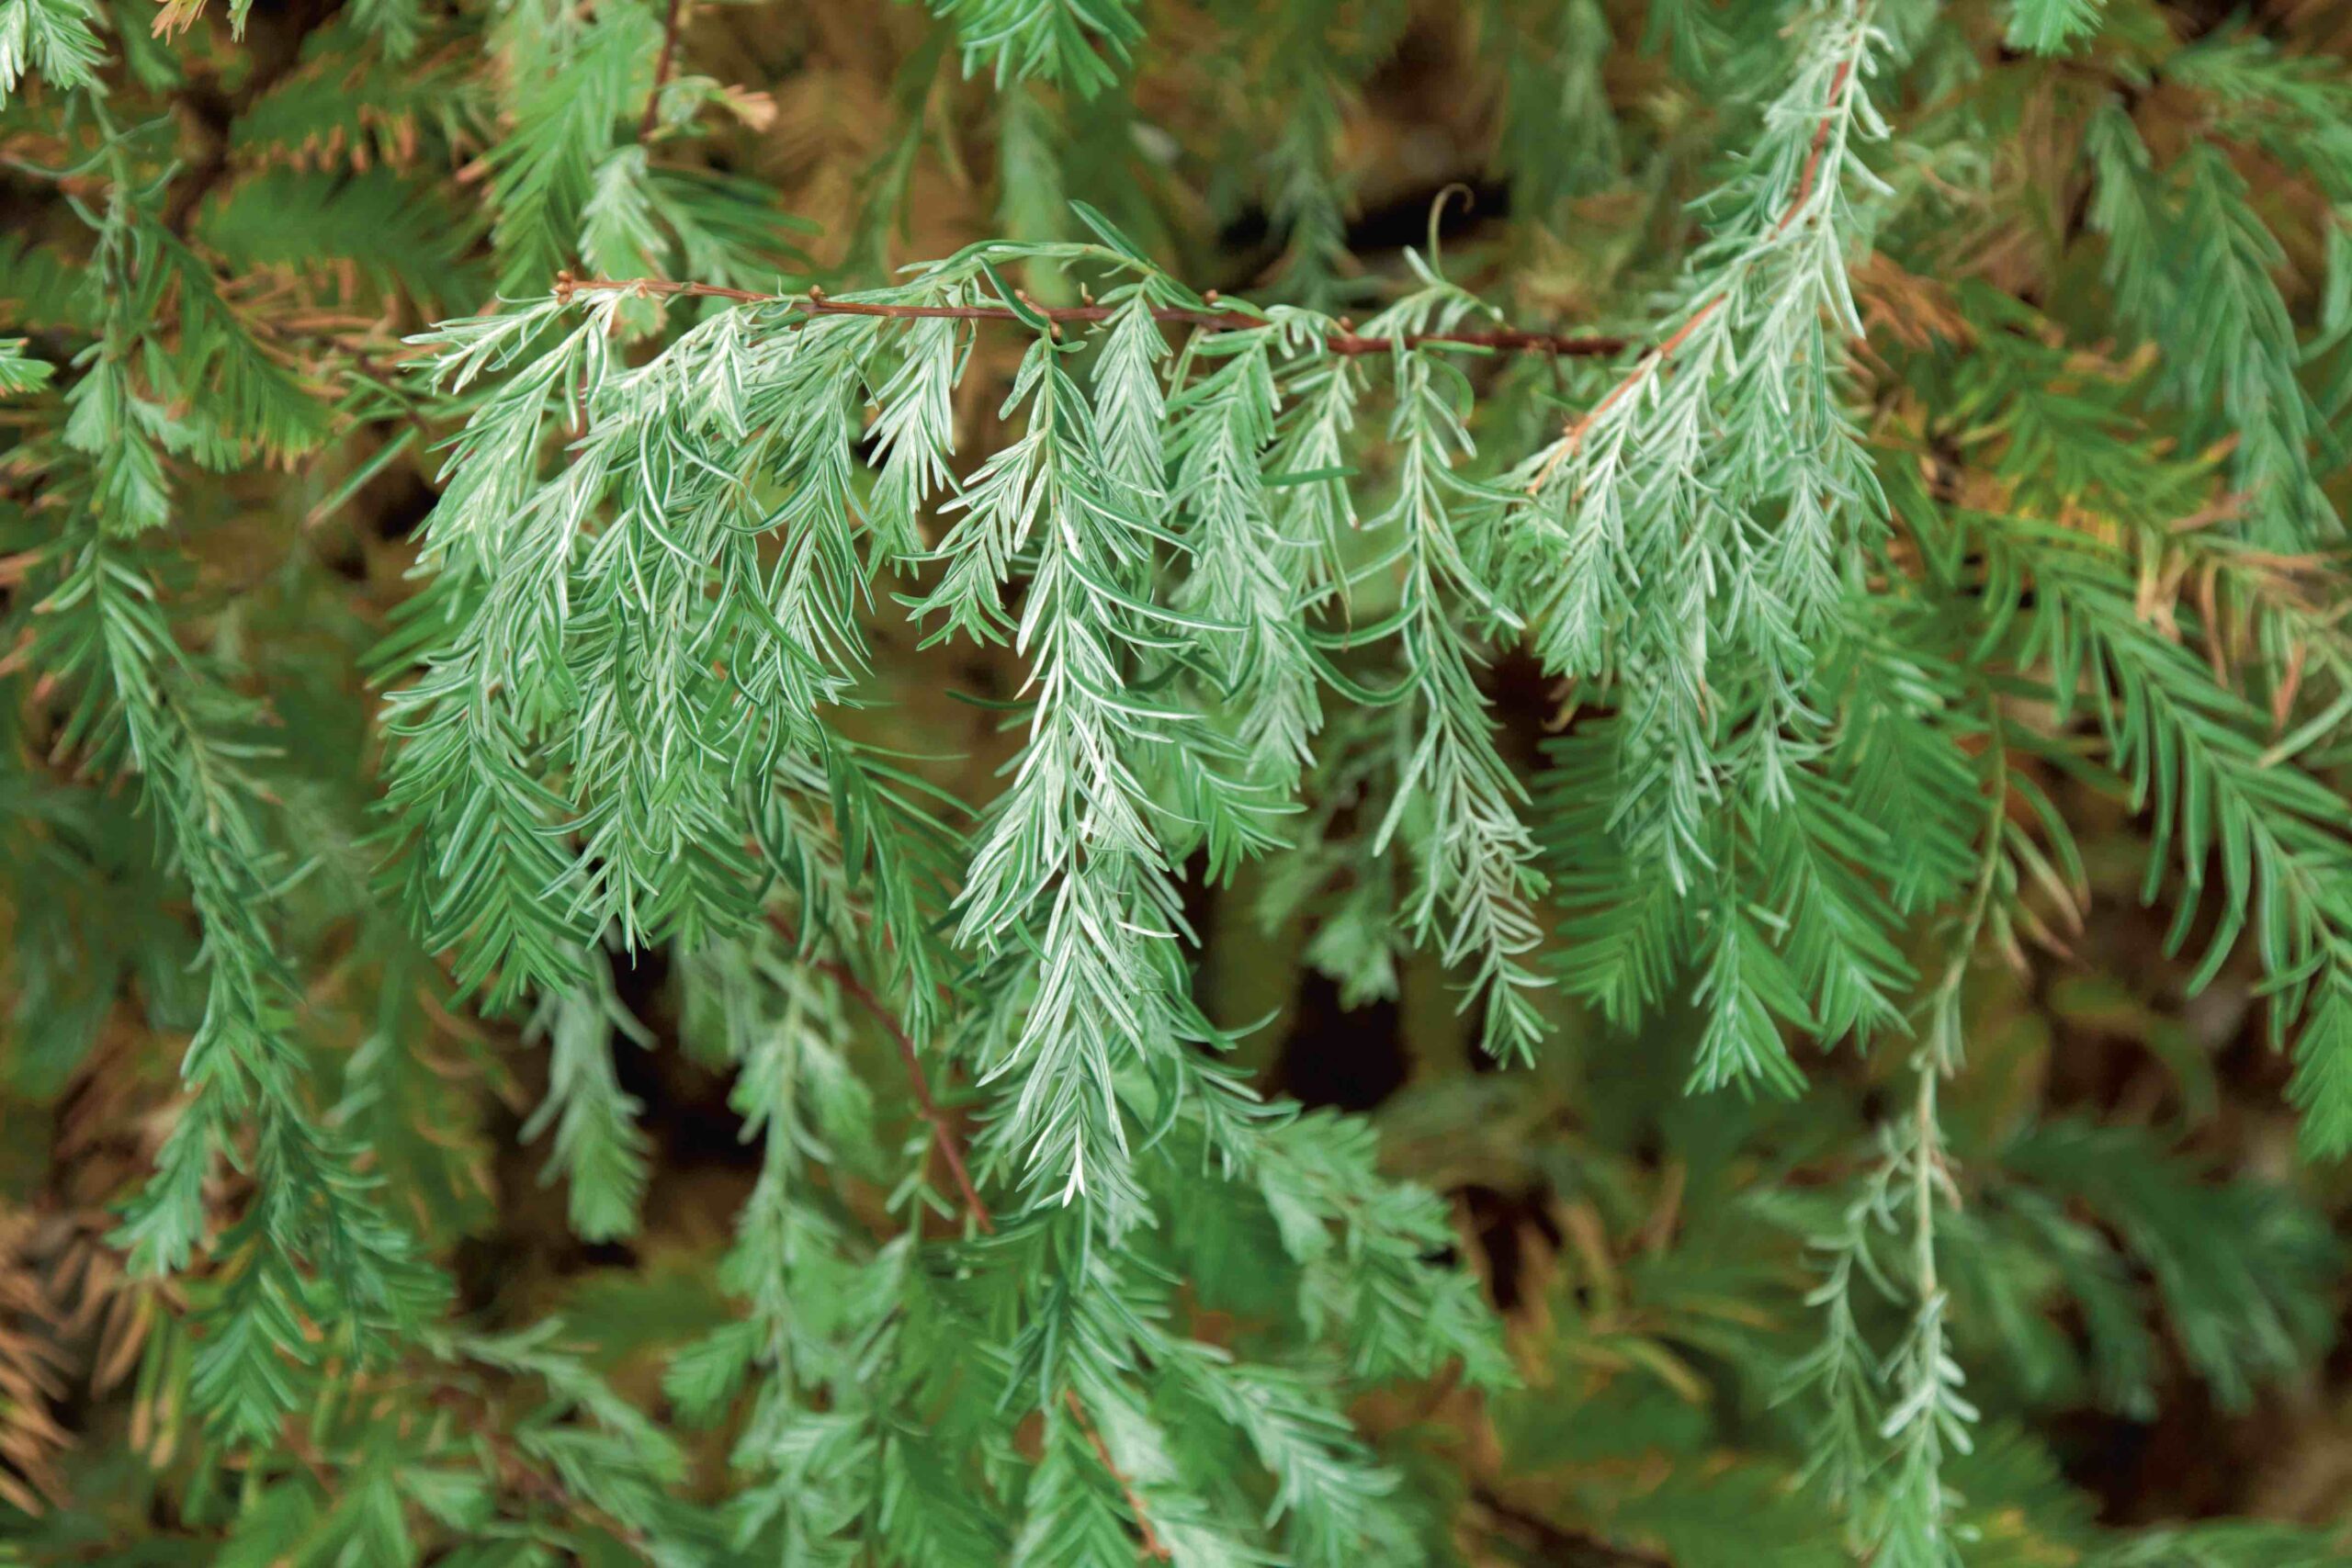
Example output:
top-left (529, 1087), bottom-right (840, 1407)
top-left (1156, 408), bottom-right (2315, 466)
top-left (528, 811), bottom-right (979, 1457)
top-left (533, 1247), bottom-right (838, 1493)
top-left (1529, 25), bottom-right (1870, 491)
top-left (15, 0), bottom-right (2352, 1554)
top-left (764, 913), bottom-right (993, 1233)
top-left (637, 0), bottom-right (685, 143)
top-left (548, 273), bottom-right (1630, 357)
top-left (1065, 1390), bottom-right (1171, 1562)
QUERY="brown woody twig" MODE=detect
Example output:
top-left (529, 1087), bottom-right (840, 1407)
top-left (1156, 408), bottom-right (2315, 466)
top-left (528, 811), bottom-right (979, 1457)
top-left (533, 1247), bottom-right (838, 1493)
top-left (1527, 49), bottom-right (1862, 493)
top-left (763, 914), bottom-right (993, 1234)
top-left (638, 0), bottom-right (687, 143)
top-left (1066, 1391), bottom-right (1172, 1562)
top-left (551, 274), bottom-right (1629, 360)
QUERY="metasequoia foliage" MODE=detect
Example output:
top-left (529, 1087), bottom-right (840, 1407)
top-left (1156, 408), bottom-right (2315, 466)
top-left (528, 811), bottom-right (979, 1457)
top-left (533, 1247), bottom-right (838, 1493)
top-left (0, 0), bottom-right (2349, 1562)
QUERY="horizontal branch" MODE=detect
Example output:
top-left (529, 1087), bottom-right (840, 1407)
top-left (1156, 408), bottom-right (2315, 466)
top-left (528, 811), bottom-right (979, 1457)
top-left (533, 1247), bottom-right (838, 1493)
top-left (551, 273), bottom-right (1629, 358)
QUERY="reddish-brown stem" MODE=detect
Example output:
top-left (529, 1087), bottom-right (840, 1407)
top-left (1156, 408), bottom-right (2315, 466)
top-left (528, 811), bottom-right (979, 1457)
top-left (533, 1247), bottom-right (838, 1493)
top-left (1066, 1391), bottom-right (1172, 1562)
top-left (1556, 296), bottom-right (1720, 456)
top-left (1779, 59), bottom-right (1856, 238)
top-left (1529, 43), bottom-right (1862, 492)
top-left (550, 273), bottom-right (1629, 359)
top-left (638, 0), bottom-right (686, 143)
top-left (764, 913), bottom-right (994, 1233)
